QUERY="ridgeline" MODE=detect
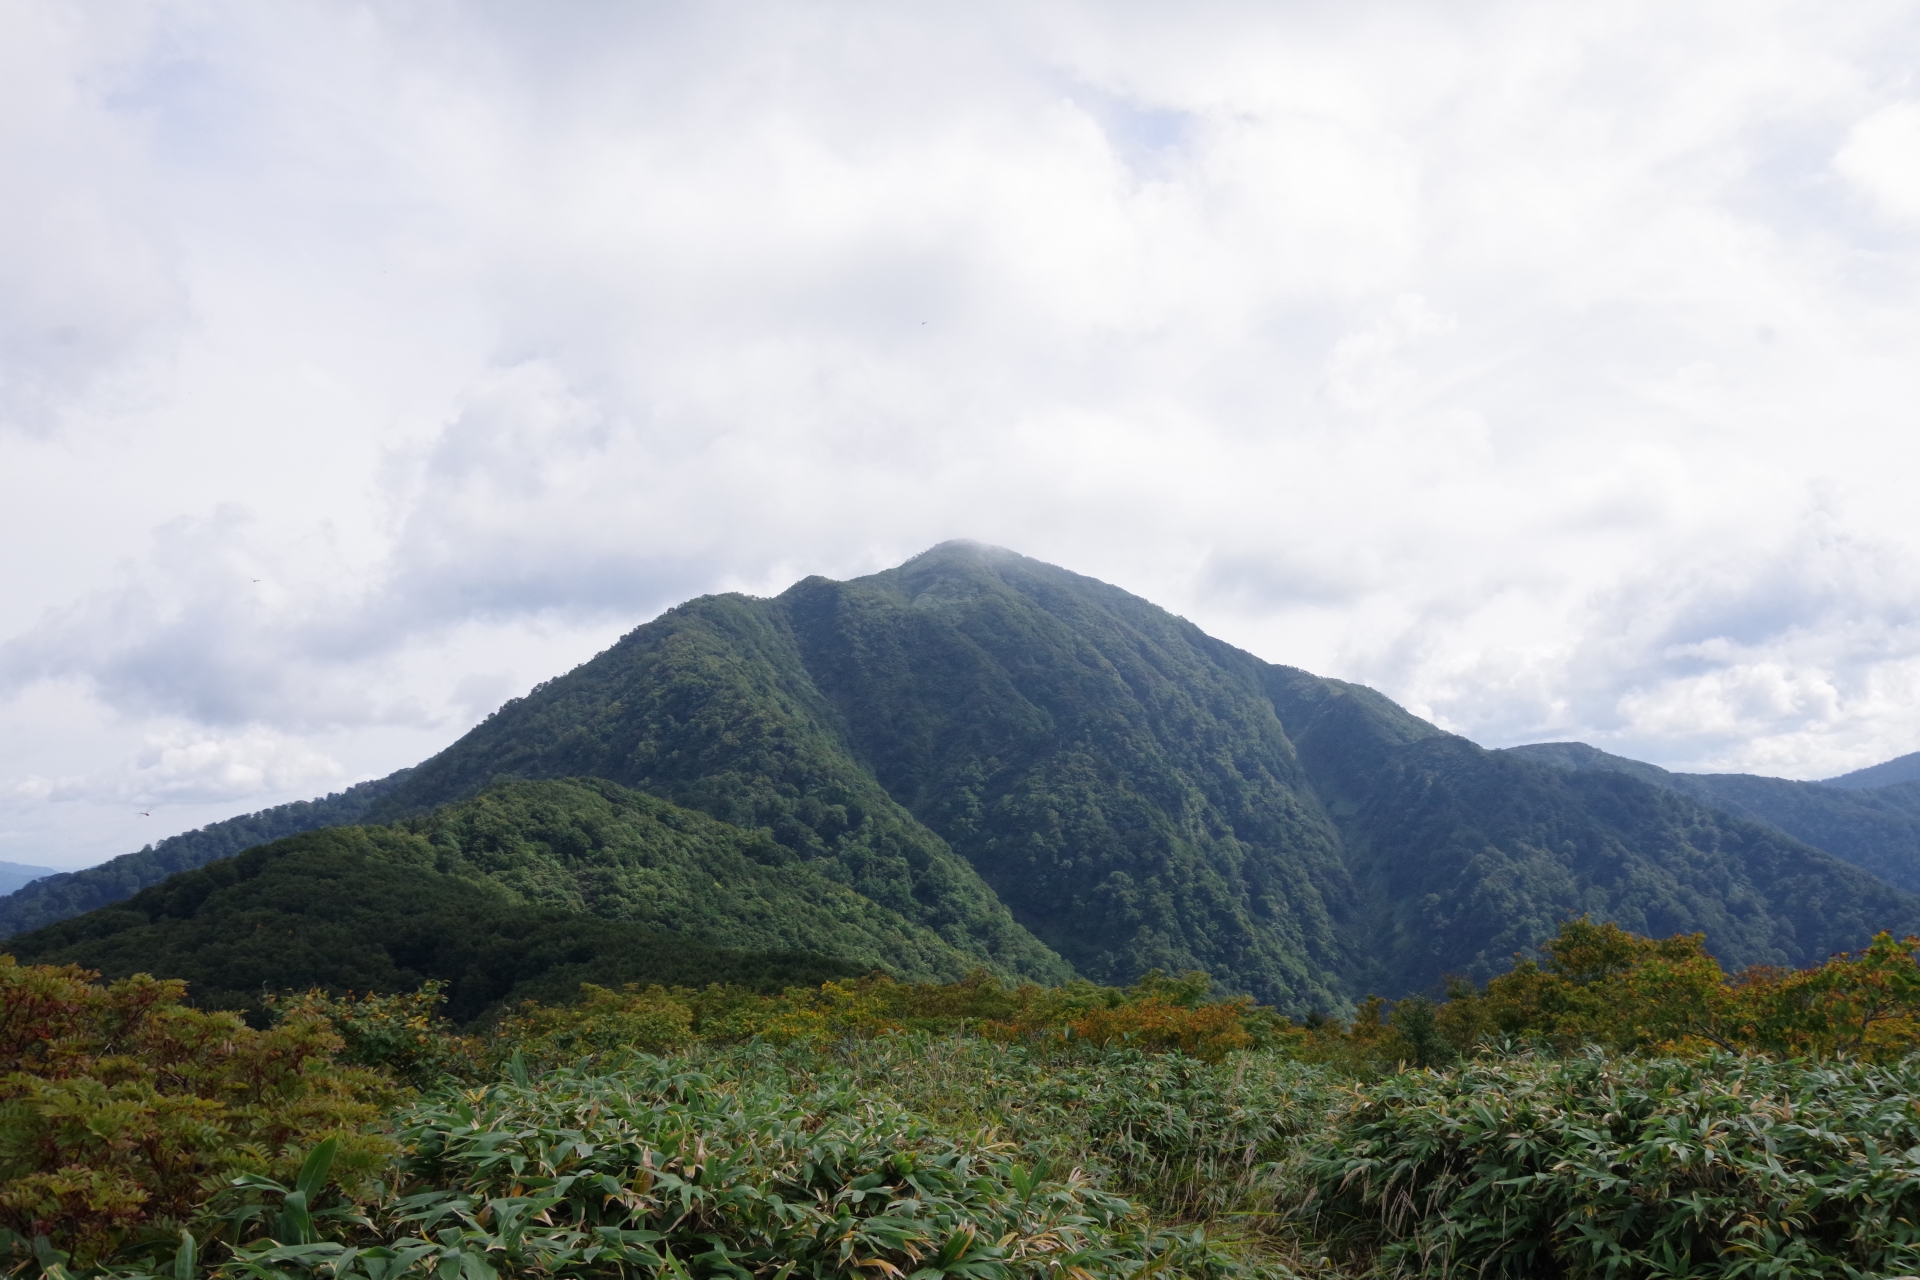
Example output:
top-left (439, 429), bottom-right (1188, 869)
top-left (10, 542), bottom-right (1920, 1010)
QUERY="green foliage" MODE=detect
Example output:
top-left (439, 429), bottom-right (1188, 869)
top-left (1510, 740), bottom-right (1920, 895)
top-left (1434, 917), bottom-right (1920, 1063)
top-left (0, 866), bottom-right (55, 898)
top-left (1382, 998), bottom-right (1452, 1070)
top-left (480, 968), bottom-right (1268, 1066)
top-left (1271, 698), bottom-right (1920, 995)
top-left (1444, 917), bottom-right (1735, 1055)
top-left (694, 1034), bottom-right (1335, 1243)
top-left (0, 957), bottom-right (393, 1271)
top-left (1723, 930), bottom-right (1920, 1060)
top-left (397, 776), bottom-right (1027, 981)
top-left (372, 582), bottom-right (1073, 986)
top-left (28, 920), bottom-right (1920, 1278)
top-left (170, 1054), bottom-right (1270, 1280)
top-left (1299, 1052), bottom-right (1920, 1278)
top-left (369, 541), bottom-right (1920, 1006)
top-left (4, 809), bottom-right (869, 1023)
top-left (262, 986), bottom-right (481, 1091)
top-left (776, 548), bottom-right (1357, 1010)
top-left (1279, 918), bottom-right (1920, 1076)
top-left (493, 984), bottom-right (693, 1065)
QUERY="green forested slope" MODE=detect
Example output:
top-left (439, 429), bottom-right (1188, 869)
top-left (1825, 750), bottom-right (1920, 790)
top-left (1508, 741), bottom-right (1920, 895)
top-left (369, 545), bottom-right (1363, 1007)
top-left (394, 776), bottom-right (1017, 979)
top-left (775, 552), bottom-right (1355, 1008)
top-left (369, 594), bottom-right (1070, 985)
top-left (7, 812), bottom-right (859, 1022)
top-left (365, 542), bottom-right (1919, 1003)
top-left (1273, 681), bottom-right (1920, 991)
top-left (0, 861), bottom-right (55, 895)
top-left (0, 771), bottom-right (412, 936)
top-left (13, 542), bottom-right (1920, 1008)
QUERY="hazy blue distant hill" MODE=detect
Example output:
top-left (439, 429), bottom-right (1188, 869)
top-left (1824, 750), bottom-right (1920, 791)
top-left (12, 542), bottom-right (1920, 1008)
top-left (1507, 742), bottom-right (1920, 896)
top-left (0, 861), bottom-right (57, 896)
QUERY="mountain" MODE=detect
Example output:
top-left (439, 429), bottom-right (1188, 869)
top-left (389, 775), bottom-right (1038, 980)
top-left (1256, 671), bottom-right (1919, 993)
top-left (0, 773), bottom-right (411, 936)
top-left (0, 861), bottom-right (57, 896)
top-left (10, 542), bottom-right (1920, 1008)
top-left (355, 546), bottom-right (1365, 1006)
top-left (1507, 742), bottom-right (1920, 896)
top-left (360, 577), bottom-right (1076, 990)
top-left (1823, 750), bottom-right (1920, 791)
top-left (7, 790), bottom-right (862, 1023)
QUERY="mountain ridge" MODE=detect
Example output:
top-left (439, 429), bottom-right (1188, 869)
top-left (6, 790), bottom-right (865, 1023)
top-left (9, 541), bottom-right (1920, 1007)
top-left (0, 773), bottom-right (413, 936)
top-left (1823, 750), bottom-right (1920, 791)
top-left (0, 860), bottom-right (57, 896)
top-left (1507, 741), bottom-right (1920, 895)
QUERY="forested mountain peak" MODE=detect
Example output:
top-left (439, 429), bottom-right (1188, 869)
top-left (11, 544), bottom-right (1920, 1009)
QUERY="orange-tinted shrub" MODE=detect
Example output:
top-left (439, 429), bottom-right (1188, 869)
top-left (1064, 997), bottom-right (1255, 1062)
top-left (0, 955), bottom-right (393, 1268)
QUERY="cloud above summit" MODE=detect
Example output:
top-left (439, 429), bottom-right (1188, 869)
top-left (5, 1), bottom-right (1920, 865)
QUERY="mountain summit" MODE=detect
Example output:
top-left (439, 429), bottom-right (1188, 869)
top-left (9, 542), bottom-right (1919, 1008)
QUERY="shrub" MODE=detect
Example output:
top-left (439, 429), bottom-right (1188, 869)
top-left (490, 983), bottom-right (693, 1065)
top-left (263, 983), bottom-right (480, 1089)
top-left (1299, 1050), bottom-right (1920, 1278)
top-left (205, 1053), bottom-right (1270, 1280)
top-left (0, 956), bottom-right (393, 1271)
top-left (1725, 929), bottom-right (1920, 1061)
top-left (477, 968), bottom-right (1265, 1061)
top-left (1062, 997), bottom-right (1254, 1062)
top-left (1284, 919), bottom-right (1920, 1072)
top-left (715, 1034), bottom-right (1334, 1231)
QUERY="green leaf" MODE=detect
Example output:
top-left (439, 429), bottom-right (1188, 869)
top-left (278, 1190), bottom-right (314, 1246)
top-left (295, 1137), bottom-right (339, 1203)
top-left (173, 1229), bottom-right (197, 1280)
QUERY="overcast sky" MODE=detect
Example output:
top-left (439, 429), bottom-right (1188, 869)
top-left (6, 1), bottom-right (1920, 870)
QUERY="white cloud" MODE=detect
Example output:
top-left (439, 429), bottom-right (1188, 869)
top-left (0, 3), bottom-right (184, 434)
top-left (6, 1), bottom-right (1920, 864)
top-left (1835, 100), bottom-right (1920, 222)
top-left (124, 728), bottom-right (344, 804)
top-left (12, 774), bottom-right (85, 802)
top-left (1324, 295), bottom-right (1457, 416)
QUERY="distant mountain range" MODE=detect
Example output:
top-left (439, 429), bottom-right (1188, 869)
top-left (0, 860), bottom-right (57, 896)
top-left (8, 542), bottom-right (1920, 1012)
top-left (1822, 750), bottom-right (1920, 791)
top-left (1505, 742), bottom-right (1920, 895)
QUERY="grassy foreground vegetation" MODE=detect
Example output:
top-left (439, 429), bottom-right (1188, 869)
top-left (11, 920), bottom-right (1920, 1278)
